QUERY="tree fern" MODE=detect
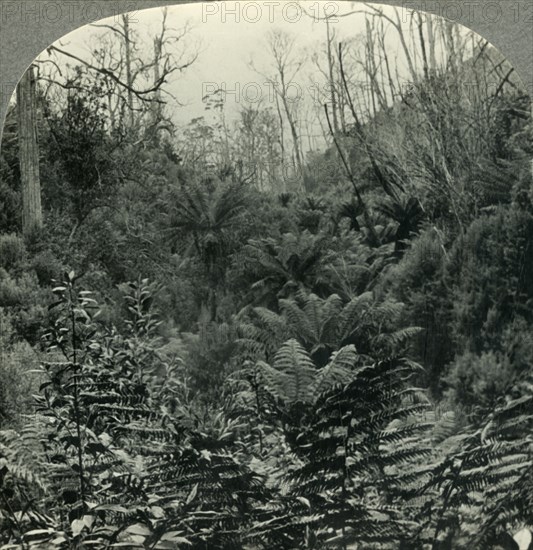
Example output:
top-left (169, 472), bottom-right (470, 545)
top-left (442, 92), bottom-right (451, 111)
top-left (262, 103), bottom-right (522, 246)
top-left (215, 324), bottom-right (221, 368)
top-left (237, 289), bottom-right (419, 367)
top-left (308, 345), bottom-right (358, 400)
top-left (285, 356), bottom-right (432, 548)
top-left (258, 339), bottom-right (316, 406)
top-left (410, 372), bottom-right (533, 549)
top-left (234, 231), bottom-right (333, 306)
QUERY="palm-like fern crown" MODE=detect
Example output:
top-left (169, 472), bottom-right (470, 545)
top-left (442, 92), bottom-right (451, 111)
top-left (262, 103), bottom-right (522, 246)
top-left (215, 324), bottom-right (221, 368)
top-left (237, 289), bottom-right (421, 366)
top-left (234, 230), bottom-right (333, 304)
top-left (165, 177), bottom-right (249, 266)
top-left (256, 339), bottom-right (357, 408)
top-left (251, 339), bottom-right (433, 547)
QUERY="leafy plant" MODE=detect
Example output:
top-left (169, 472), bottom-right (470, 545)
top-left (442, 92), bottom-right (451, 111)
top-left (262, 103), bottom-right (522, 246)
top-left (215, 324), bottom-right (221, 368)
top-left (237, 289), bottom-right (420, 366)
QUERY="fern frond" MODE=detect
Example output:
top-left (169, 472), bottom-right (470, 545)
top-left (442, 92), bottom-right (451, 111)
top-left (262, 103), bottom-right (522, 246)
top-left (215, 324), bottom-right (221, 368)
top-left (260, 340), bottom-right (316, 404)
top-left (309, 345), bottom-right (358, 399)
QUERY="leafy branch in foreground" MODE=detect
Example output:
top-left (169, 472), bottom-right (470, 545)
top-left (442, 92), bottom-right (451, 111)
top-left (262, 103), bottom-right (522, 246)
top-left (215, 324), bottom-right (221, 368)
top-left (413, 372), bottom-right (533, 549)
top-left (235, 333), bottom-right (432, 548)
top-left (285, 356), bottom-right (432, 549)
top-left (1, 274), bottom-right (270, 549)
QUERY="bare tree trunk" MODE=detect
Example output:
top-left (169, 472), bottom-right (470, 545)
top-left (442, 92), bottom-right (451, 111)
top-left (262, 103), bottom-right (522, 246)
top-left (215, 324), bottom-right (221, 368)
top-left (326, 16), bottom-right (339, 134)
top-left (378, 19), bottom-right (397, 103)
top-left (266, 31), bottom-right (305, 190)
top-left (17, 65), bottom-right (42, 235)
top-left (122, 15), bottom-right (135, 127)
top-left (443, 20), bottom-right (457, 74)
top-left (417, 13), bottom-right (429, 80)
top-left (281, 93), bottom-right (304, 186)
top-left (150, 35), bottom-right (163, 144)
top-left (426, 17), bottom-right (437, 73)
top-left (365, 17), bottom-right (387, 112)
top-left (274, 91), bottom-right (286, 188)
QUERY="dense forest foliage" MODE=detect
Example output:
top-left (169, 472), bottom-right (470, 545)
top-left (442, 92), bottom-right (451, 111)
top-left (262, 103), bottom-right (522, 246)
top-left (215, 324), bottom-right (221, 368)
top-left (0, 5), bottom-right (532, 549)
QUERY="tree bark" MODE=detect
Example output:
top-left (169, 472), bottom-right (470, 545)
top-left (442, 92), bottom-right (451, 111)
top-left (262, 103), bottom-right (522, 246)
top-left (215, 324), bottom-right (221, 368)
top-left (325, 17), bottom-right (339, 134)
top-left (122, 15), bottom-right (135, 127)
top-left (426, 17), bottom-right (437, 73)
top-left (16, 65), bottom-right (42, 235)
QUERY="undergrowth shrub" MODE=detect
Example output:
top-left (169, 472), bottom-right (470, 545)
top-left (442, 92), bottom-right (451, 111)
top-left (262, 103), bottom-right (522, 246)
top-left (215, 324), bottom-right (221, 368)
top-left (0, 234), bottom-right (26, 271)
top-left (0, 274), bottom-right (268, 549)
top-left (443, 351), bottom-right (516, 419)
top-left (0, 276), bottom-right (530, 550)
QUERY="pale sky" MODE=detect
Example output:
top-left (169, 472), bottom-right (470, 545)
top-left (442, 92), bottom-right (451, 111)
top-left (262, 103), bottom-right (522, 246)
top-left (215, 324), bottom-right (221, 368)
top-left (48, 2), bottom-right (373, 122)
top-left (35, 1), bottom-right (477, 151)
